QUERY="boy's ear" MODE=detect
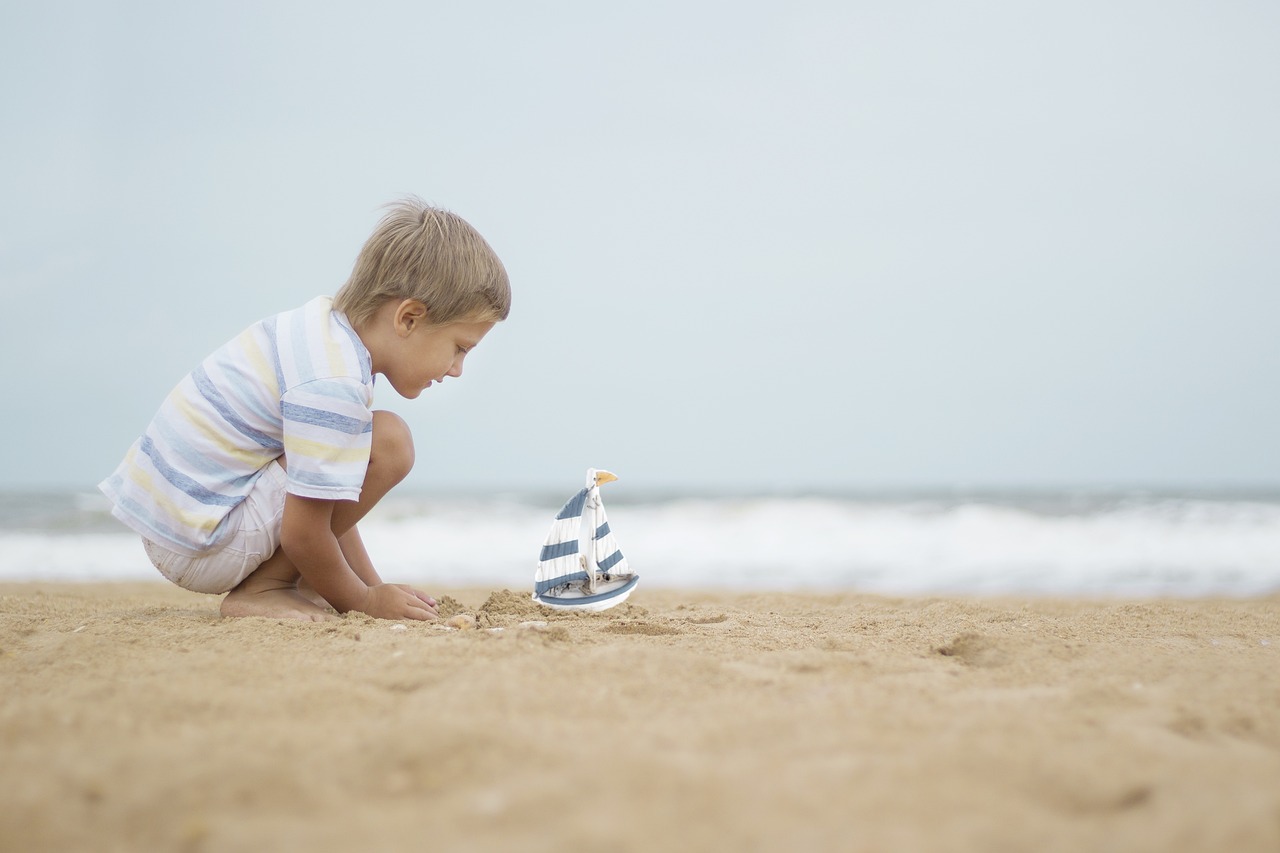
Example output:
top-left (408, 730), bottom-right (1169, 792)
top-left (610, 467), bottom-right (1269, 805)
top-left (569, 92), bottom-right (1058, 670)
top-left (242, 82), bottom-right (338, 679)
top-left (394, 299), bottom-right (429, 336)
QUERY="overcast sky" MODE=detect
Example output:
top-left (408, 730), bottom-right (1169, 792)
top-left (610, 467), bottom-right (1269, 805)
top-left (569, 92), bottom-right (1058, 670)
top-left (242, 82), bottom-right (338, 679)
top-left (2, 1), bottom-right (1277, 494)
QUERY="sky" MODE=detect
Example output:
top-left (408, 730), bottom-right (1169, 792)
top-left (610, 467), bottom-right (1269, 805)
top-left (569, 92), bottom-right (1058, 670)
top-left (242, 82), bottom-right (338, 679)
top-left (2, 1), bottom-right (1278, 494)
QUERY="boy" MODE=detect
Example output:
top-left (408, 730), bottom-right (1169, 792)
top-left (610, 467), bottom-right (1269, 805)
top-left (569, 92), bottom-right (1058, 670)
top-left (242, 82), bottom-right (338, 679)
top-left (99, 198), bottom-right (510, 622)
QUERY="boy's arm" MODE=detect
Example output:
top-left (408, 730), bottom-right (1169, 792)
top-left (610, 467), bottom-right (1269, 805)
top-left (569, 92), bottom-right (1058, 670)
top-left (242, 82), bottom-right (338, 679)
top-left (338, 526), bottom-right (382, 587)
top-left (281, 493), bottom-right (435, 620)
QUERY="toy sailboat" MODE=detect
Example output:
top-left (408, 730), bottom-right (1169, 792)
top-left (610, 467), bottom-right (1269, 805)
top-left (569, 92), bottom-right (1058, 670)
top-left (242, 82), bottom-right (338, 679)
top-left (533, 468), bottom-right (639, 612)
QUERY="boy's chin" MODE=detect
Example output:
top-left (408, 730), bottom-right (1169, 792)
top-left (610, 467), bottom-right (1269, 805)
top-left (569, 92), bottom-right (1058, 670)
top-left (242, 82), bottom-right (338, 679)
top-left (390, 383), bottom-right (423, 400)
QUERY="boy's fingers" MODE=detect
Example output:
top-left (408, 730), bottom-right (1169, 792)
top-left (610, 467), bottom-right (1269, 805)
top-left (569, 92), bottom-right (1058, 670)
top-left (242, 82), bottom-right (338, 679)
top-left (402, 590), bottom-right (438, 620)
top-left (401, 601), bottom-right (433, 620)
top-left (402, 587), bottom-right (439, 613)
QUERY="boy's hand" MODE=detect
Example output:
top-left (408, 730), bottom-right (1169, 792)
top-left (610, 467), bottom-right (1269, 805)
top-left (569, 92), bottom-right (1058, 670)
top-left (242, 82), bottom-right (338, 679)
top-left (360, 583), bottom-right (440, 621)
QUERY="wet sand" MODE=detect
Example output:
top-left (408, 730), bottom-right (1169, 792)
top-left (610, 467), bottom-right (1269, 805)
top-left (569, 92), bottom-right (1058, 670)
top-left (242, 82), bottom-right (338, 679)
top-left (2, 582), bottom-right (1278, 852)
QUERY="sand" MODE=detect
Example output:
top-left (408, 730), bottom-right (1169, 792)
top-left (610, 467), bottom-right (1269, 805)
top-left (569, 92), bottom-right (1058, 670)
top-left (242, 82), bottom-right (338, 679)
top-left (1, 582), bottom-right (1278, 852)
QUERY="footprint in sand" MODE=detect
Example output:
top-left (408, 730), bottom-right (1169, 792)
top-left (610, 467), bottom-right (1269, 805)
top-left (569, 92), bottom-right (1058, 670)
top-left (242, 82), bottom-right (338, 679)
top-left (603, 621), bottom-right (681, 636)
top-left (935, 632), bottom-right (1010, 668)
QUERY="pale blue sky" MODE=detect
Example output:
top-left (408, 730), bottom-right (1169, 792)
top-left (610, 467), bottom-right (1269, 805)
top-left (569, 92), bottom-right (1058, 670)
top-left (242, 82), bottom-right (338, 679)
top-left (2, 1), bottom-right (1277, 492)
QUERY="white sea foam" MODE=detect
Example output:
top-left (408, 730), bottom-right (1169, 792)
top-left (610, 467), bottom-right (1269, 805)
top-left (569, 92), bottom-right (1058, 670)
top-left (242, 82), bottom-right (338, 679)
top-left (4, 492), bottom-right (1278, 597)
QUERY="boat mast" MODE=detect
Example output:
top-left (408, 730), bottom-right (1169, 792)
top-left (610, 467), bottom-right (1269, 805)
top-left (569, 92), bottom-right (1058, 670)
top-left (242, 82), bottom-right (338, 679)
top-left (583, 481), bottom-right (599, 593)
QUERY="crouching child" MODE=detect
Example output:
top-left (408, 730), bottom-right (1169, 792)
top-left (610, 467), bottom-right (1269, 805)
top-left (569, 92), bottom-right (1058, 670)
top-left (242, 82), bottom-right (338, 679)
top-left (99, 198), bottom-right (510, 621)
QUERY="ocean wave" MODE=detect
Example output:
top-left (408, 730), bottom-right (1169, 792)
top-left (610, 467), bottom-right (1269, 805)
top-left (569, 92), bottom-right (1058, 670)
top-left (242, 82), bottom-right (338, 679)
top-left (4, 493), bottom-right (1278, 597)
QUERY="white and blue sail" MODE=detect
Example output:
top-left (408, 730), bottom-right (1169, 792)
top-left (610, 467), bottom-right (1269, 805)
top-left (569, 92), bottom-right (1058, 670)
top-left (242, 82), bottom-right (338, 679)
top-left (533, 468), bottom-right (639, 611)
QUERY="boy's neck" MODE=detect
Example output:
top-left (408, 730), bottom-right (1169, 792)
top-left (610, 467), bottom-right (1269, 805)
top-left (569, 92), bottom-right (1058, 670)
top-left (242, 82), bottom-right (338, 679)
top-left (353, 299), bottom-right (416, 377)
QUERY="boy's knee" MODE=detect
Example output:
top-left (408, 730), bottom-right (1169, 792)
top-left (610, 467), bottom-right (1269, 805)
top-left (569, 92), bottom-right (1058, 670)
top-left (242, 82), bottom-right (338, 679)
top-left (371, 410), bottom-right (414, 480)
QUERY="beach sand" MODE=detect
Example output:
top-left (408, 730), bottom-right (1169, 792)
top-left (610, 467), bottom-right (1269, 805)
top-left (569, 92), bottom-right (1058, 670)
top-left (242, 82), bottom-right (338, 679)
top-left (2, 582), bottom-right (1278, 852)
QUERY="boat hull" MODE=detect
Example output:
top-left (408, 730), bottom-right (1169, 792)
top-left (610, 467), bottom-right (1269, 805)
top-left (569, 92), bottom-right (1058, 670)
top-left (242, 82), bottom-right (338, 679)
top-left (532, 575), bottom-right (639, 612)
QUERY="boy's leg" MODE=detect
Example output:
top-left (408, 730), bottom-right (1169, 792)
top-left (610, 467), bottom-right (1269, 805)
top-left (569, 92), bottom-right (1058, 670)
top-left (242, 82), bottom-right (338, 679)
top-left (218, 549), bottom-right (334, 621)
top-left (221, 411), bottom-right (415, 620)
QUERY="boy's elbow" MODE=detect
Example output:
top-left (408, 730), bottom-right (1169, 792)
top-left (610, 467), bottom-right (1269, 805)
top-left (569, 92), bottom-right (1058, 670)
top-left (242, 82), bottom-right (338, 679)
top-left (278, 524), bottom-right (308, 559)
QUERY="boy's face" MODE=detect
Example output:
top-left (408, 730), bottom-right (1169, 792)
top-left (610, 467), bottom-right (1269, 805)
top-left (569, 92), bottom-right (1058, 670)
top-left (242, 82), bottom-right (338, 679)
top-left (381, 304), bottom-right (495, 399)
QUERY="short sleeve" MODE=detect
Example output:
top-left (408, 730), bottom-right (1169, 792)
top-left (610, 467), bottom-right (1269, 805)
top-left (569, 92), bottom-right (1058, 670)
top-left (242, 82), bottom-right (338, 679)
top-left (279, 378), bottom-right (374, 500)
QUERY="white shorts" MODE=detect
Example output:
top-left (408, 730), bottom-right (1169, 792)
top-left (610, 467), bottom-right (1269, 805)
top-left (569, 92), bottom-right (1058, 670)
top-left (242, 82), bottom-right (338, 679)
top-left (140, 461), bottom-right (289, 594)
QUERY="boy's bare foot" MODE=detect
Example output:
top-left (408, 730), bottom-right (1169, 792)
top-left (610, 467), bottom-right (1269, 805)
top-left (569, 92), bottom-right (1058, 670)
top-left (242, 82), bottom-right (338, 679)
top-left (221, 585), bottom-right (338, 622)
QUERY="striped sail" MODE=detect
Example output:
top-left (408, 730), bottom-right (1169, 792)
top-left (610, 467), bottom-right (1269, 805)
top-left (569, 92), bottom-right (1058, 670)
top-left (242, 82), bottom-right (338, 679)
top-left (533, 469), bottom-right (638, 611)
top-left (591, 502), bottom-right (629, 579)
top-left (534, 487), bottom-right (591, 595)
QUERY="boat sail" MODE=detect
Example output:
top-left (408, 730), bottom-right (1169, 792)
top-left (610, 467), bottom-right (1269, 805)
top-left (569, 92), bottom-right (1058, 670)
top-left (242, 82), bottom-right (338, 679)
top-left (533, 468), bottom-right (639, 611)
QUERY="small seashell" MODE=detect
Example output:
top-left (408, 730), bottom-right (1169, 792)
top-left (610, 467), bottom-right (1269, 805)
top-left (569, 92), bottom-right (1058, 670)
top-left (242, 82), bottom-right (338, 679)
top-left (446, 614), bottom-right (476, 631)
top-left (389, 624), bottom-right (408, 631)
top-left (72, 625), bottom-right (87, 633)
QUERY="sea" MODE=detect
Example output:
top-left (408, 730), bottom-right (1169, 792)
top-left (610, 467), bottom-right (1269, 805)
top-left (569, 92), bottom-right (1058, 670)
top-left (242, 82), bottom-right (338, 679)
top-left (2, 488), bottom-right (1279, 598)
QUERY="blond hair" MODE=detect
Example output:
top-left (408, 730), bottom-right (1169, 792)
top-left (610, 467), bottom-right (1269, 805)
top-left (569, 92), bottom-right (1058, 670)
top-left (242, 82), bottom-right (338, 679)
top-left (334, 197), bottom-right (510, 329)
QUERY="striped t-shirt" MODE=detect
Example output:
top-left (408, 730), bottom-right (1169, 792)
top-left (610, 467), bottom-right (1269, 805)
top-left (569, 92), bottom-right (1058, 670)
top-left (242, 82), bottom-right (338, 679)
top-left (100, 296), bottom-right (375, 555)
